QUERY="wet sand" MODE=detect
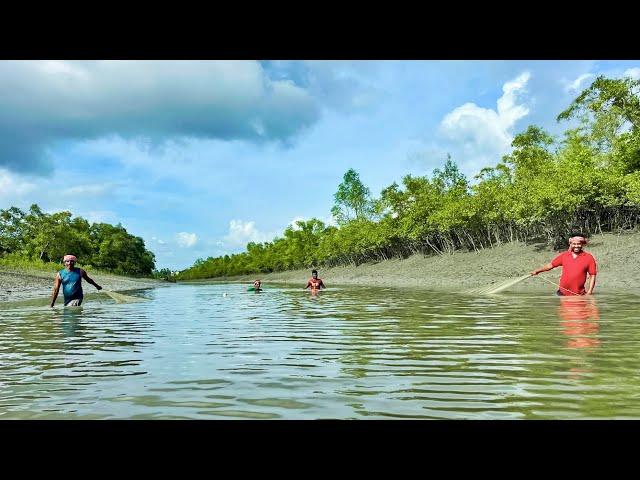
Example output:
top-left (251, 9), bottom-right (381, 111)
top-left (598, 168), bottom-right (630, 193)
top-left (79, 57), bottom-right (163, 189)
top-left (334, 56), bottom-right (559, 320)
top-left (0, 267), bottom-right (162, 305)
top-left (237, 231), bottom-right (640, 295)
top-left (2, 231), bottom-right (638, 303)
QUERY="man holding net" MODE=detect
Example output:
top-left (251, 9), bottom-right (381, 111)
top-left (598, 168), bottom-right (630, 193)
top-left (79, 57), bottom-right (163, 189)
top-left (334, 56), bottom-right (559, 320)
top-left (50, 254), bottom-right (102, 307)
top-left (530, 235), bottom-right (598, 296)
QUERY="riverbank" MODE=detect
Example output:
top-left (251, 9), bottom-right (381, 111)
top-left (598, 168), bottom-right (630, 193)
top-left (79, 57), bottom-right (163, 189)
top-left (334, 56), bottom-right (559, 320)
top-left (3, 231), bottom-right (638, 302)
top-left (232, 231), bottom-right (639, 294)
top-left (0, 266), bottom-right (163, 304)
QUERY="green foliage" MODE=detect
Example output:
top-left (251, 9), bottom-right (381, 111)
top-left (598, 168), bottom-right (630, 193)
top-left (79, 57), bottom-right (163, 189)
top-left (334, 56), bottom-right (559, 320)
top-left (0, 205), bottom-right (156, 276)
top-left (0, 252), bottom-right (62, 273)
top-left (331, 168), bottom-right (375, 225)
top-left (177, 74), bottom-right (640, 280)
top-left (558, 75), bottom-right (640, 173)
top-left (151, 268), bottom-right (177, 282)
top-left (558, 76), bottom-right (640, 132)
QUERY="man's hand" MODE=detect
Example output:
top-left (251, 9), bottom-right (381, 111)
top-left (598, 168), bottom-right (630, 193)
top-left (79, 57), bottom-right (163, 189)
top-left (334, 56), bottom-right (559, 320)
top-left (530, 270), bottom-right (539, 276)
top-left (96, 285), bottom-right (102, 291)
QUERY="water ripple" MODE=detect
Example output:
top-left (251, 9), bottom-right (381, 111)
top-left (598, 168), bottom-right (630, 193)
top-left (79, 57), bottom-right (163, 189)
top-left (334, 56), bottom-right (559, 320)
top-left (1, 285), bottom-right (639, 418)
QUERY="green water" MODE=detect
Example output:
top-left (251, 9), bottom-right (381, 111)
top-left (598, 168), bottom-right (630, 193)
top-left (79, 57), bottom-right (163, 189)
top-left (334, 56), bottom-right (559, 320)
top-left (1, 283), bottom-right (639, 419)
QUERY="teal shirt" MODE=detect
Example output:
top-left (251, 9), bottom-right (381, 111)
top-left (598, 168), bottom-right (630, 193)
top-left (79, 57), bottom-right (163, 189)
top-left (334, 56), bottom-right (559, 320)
top-left (59, 267), bottom-right (83, 303)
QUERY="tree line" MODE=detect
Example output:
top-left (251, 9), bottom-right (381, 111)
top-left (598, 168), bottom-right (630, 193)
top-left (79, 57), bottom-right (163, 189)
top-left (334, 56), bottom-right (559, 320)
top-left (181, 76), bottom-right (640, 280)
top-left (0, 204), bottom-right (156, 276)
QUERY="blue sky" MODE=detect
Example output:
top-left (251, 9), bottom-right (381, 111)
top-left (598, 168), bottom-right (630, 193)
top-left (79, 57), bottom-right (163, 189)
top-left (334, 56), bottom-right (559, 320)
top-left (2, 60), bottom-right (640, 270)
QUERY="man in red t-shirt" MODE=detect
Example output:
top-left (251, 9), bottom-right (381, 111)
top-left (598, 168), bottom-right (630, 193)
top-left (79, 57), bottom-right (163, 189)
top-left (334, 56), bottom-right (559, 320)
top-left (530, 235), bottom-right (597, 295)
top-left (304, 270), bottom-right (326, 290)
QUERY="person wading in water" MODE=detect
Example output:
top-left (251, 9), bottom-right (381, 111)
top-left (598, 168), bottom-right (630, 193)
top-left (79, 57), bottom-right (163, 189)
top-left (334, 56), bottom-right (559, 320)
top-left (50, 254), bottom-right (102, 307)
top-left (530, 235), bottom-right (597, 296)
top-left (304, 270), bottom-right (326, 291)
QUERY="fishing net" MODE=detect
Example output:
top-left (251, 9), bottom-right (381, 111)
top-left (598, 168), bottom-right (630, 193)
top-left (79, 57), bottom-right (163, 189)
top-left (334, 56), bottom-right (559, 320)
top-left (102, 290), bottom-right (147, 303)
top-left (469, 274), bottom-right (533, 295)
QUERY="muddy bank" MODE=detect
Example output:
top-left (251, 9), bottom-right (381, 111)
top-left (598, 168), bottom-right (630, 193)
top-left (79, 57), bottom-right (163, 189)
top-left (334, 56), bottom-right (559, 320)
top-left (3, 231), bottom-right (638, 302)
top-left (0, 267), bottom-right (163, 304)
top-left (234, 231), bottom-right (640, 295)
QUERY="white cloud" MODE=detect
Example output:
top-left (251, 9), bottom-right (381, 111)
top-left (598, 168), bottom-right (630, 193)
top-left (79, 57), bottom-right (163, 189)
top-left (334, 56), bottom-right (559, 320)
top-left (222, 220), bottom-right (278, 248)
top-left (497, 72), bottom-right (531, 125)
top-left (176, 232), bottom-right (198, 248)
top-left (38, 60), bottom-right (90, 81)
top-left (438, 72), bottom-right (531, 173)
top-left (323, 214), bottom-right (338, 227)
top-left (60, 183), bottom-right (111, 197)
top-left (267, 60), bottom-right (382, 114)
top-left (564, 73), bottom-right (595, 93)
top-left (288, 216), bottom-right (307, 230)
top-left (625, 68), bottom-right (640, 80)
top-left (0, 168), bottom-right (36, 198)
top-left (84, 210), bottom-right (117, 224)
top-left (0, 60), bottom-right (320, 174)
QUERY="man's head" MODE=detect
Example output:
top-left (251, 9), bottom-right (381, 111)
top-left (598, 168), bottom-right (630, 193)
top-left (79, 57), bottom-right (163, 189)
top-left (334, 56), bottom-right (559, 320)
top-left (312, 270), bottom-right (318, 279)
top-left (253, 279), bottom-right (261, 288)
top-left (63, 254), bottom-right (77, 267)
top-left (568, 235), bottom-right (587, 253)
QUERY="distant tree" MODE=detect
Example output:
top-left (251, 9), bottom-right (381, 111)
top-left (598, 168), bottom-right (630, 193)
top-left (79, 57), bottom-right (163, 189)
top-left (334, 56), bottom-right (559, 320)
top-left (0, 206), bottom-right (26, 255)
top-left (558, 75), bottom-right (640, 131)
top-left (331, 168), bottom-right (374, 225)
top-left (431, 155), bottom-right (468, 193)
top-left (558, 75), bottom-right (640, 173)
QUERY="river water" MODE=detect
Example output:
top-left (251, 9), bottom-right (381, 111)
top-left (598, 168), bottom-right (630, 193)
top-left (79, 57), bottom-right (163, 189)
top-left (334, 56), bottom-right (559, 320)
top-left (1, 283), bottom-right (639, 419)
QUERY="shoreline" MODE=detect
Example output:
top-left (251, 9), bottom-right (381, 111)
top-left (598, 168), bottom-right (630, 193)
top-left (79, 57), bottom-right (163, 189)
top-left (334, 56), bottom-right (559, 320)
top-left (0, 267), bottom-right (164, 306)
top-left (2, 231), bottom-right (638, 304)
top-left (224, 231), bottom-right (640, 295)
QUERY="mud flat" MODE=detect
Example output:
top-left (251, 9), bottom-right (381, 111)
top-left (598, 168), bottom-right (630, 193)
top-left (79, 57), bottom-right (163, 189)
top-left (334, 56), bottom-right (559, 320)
top-left (0, 267), bottom-right (162, 304)
top-left (238, 231), bottom-right (640, 295)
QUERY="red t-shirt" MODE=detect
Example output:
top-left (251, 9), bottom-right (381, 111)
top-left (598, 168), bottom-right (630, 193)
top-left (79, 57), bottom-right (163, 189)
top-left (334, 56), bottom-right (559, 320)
top-left (551, 251), bottom-right (597, 295)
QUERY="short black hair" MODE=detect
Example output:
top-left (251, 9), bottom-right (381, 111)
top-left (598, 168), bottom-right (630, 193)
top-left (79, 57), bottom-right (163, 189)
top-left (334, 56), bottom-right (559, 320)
top-left (312, 270), bottom-right (318, 274)
top-left (569, 232), bottom-right (588, 239)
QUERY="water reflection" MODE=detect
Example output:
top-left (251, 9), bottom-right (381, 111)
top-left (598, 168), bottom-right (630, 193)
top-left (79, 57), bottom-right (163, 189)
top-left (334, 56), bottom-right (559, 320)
top-left (1, 284), bottom-right (640, 419)
top-left (557, 296), bottom-right (600, 349)
top-left (56, 306), bottom-right (84, 338)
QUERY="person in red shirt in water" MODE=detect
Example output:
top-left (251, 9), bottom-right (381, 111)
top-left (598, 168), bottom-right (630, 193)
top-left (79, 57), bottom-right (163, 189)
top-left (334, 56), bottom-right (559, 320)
top-left (530, 234), bottom-right (597, 295)
top-left (304, 270), bottom-right (326, 291)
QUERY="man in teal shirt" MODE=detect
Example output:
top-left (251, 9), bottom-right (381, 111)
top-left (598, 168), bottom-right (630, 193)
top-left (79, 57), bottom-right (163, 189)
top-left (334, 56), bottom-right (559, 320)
top-left (50, 254), bottom-right (102, 307)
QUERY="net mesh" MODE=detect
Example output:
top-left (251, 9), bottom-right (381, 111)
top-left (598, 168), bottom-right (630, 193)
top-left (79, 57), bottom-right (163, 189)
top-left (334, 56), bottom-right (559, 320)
top-left (102, 290), bottom-right (147, 303)
top-left (468, 274), bottom-right (532, 295)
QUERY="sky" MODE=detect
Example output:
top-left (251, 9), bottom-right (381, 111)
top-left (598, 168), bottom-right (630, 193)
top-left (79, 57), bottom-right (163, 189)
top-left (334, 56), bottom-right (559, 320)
top-left (2, 60), bottom-right (640, 270)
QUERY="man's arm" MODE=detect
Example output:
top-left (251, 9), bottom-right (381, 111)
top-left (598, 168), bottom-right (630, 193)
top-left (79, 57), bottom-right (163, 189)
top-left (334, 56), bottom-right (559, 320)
top-left (50, 274), bottom-right (61, 308)
top-left (320, 280), bottom-right (326, 289)
top-left (586, 274), bottom-right (597, 295)
top-left (304, 281), bottom-right (310, 289)
top-left (81, 269), bottom-right (102, 290)
top-left (530, 262), bottom-right (555, 276)
top-left (586, 257), bottom-right (597, 295)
